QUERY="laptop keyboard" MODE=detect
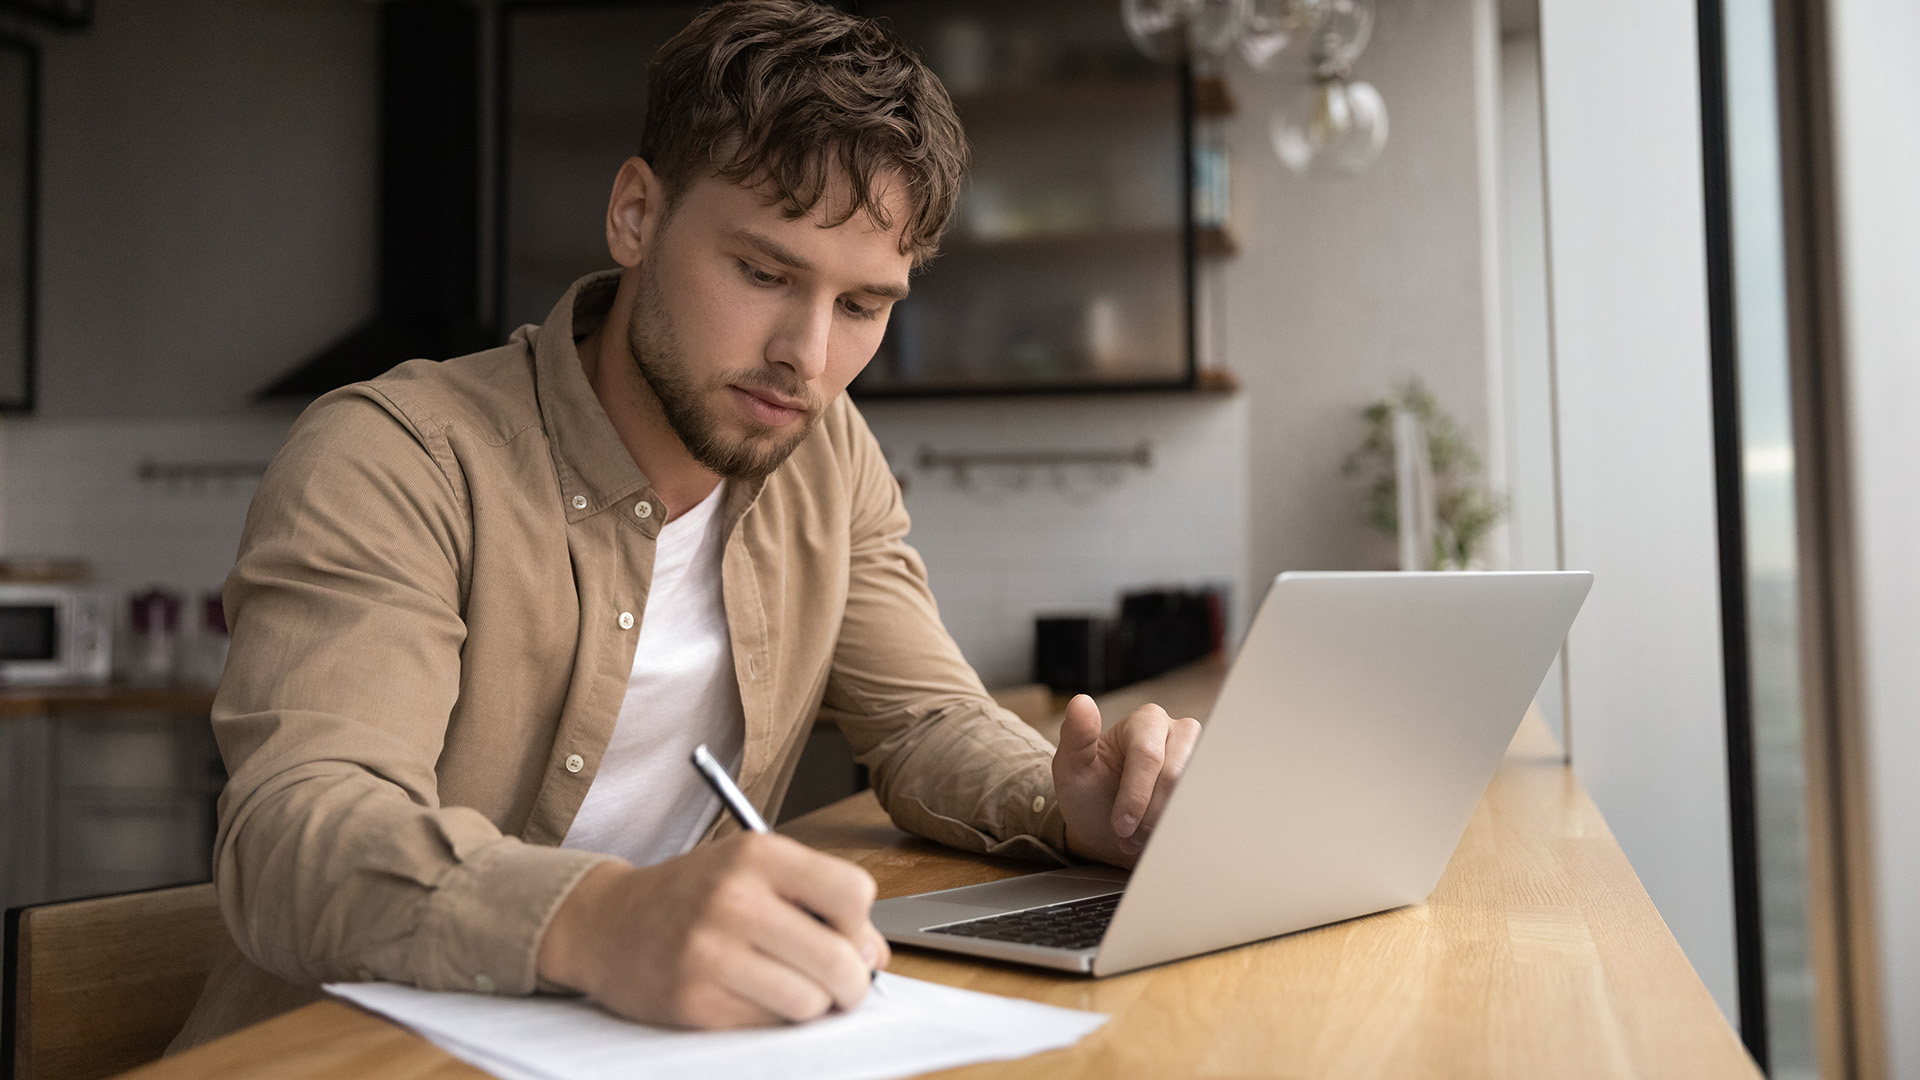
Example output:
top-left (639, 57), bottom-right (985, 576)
top-left (924, 891), bottom-right (1123, 951)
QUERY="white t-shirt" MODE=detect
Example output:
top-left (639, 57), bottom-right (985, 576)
top-left (561, 481), bottom-right (745, 866)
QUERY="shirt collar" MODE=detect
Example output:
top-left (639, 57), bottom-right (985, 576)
top-left (533, 271), bottom-right (647, 521)
top-left (532, 270), bottom-right (769, 527)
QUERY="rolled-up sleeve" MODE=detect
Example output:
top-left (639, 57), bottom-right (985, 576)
top-left (814, 411), bottom-right (1071, 864)
top-left (212, 389), bottom-right (614, 996)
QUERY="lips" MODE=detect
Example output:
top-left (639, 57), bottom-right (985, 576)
top-left (730, 384), bottom-right (807, 427)
top-left (735, 384), bottom-right (807, 412)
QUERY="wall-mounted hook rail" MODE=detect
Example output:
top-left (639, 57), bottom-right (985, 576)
top-left (915, 441), bottom-right (1152, 488)
top-left (135, 459), bottom-right (271, 484)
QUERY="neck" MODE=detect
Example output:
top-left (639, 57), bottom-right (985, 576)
top-left (576, 275), bottom-right (722, 519)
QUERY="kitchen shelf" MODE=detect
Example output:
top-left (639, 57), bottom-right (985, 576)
top-left (949, 77), bottom-right (1176, 122)
top-left (940, 227), bottom-right (1181, 257)
top-left (855, 365), bottom-right (1240, 398)
top-left (855, 372), bottom-right (1190, 398)
top-left (1194, 366), bottom-right (1239, 392)
top-left (497, 0), bottom-right (1207, 398)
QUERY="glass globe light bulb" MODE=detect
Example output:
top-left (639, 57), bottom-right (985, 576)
top-left (1239, 0), bottom-right (1321, 71)
top-left (1187, 0), bottom-right (1251, 56)
top-left (1305, 0), bottom-right (1374, 76)
top-left (1270, 75), bottom-right (1388, 175)
top-left (1122, 0), bottom-right (1248, 61)
top-left (1122, 0), bottom-right (1189, 62)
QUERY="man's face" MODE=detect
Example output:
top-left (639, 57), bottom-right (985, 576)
top-left (622, 170), bottom-right (913, 481)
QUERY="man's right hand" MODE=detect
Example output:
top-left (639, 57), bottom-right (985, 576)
top-left (535, 832), bottom-right (890, 1027)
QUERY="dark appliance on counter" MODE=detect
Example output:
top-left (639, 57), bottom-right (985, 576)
top-left (1035, 585), bottom-right (1225, 696)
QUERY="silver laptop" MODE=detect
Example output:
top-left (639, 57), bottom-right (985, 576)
top-left (873, 569), bottom-right (1592, 977)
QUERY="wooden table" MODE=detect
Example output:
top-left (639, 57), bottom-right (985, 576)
top-left (122, 688), bottom-right (1760, 1079)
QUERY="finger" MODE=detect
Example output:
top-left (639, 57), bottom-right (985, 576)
top-left (715, 945), bottom-right (838, 1024)
top-left (755, 836), bottom-right (880, 956)
top-left (1139, 716), bottom-right (1201, 836)
top-left (859, 921), bottom-right (892, 971)
top-left (651, 934), bottom-right (792, 1029)
top-left (1056, 694), bottom-right (1103, 759)
top-left (746, 889), bottom-right (874, 1013)
top-left (680, 983), bottom-right (789, 1030)
top-left (1111, 705), bottom-right (1173, 838)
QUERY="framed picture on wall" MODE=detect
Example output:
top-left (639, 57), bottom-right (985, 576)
top-left (0, 34), bottom-right (34, 412)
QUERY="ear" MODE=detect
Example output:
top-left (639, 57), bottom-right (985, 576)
top-left (605, 157), bottom-right (665, 268)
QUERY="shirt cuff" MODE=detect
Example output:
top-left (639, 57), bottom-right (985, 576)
top-left (412, 836), bottom-right (619, 996)
top-left (987, 759), bottom-right (1072, 861)
top-left (893, 755), bottom-right (1073, 866)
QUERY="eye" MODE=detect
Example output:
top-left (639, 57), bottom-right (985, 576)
top-left (840, 297), bottom-right (882, 321)
top-left (737, 260), bottom-right (783, 287)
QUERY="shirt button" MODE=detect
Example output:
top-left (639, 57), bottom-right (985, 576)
top-left (618, 611), bottom-right (635, 630)
top-left (1032, 795), bottom-right (1047, 813)
top-left (571, 495), bottom-right (588, 510)
top-left (634, 500), bottom-right (653, 519)
top-left (474, 974), bottom-right (496, 994)
top-left (564, 754), bottom-right (584, 774)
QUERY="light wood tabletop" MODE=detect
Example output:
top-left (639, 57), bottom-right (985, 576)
top-left (121, 672), bottom-right (1760, 1080)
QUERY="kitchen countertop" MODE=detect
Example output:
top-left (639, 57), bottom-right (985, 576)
top-left (0, 684), bottom-right (219, 718)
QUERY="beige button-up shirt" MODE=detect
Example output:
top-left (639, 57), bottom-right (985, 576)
top-left (173, 271), bottom-right (1067, 1047)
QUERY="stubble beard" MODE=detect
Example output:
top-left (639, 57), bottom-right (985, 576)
top-left (624, 264), bottom-right (823, 482)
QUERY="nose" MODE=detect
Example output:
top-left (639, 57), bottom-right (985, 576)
top-left (766, 292), bottom-right (833, 382)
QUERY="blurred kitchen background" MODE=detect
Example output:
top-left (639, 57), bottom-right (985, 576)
top-left (4, 1), bottom-right (1919, 1077)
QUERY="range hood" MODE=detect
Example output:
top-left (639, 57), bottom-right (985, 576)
top-left (258, 1), bottom-right (487, 400)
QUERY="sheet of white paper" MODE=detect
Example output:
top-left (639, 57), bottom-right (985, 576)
top-left (325, 972), bottom-right (1106, 1080)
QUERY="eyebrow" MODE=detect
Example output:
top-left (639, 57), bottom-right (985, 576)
top-left (728, 227), bottom-right (911, 301)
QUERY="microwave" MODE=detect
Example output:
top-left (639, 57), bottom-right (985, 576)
top-left (0, 584), bottom-right (111, 686)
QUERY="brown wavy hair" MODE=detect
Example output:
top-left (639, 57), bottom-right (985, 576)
top-left (640, 0), bottom-right (968, 266)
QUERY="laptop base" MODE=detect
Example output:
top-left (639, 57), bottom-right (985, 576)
top-left (873, 865), bottom-right (1129, 973)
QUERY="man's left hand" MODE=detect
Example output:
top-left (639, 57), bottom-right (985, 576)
top-left (1051, 695), bottom-right (1201, 868)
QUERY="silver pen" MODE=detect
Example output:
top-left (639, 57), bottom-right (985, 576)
top-left (688, 743), bottom-right (883, 993)
top-left (690, 743), bottom-right (770, 833)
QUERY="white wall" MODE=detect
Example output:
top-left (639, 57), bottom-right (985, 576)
top-left (1221, 0), bottom-right (1501, 587)
top-left (1537, 0), bottom-right (1738, 1020)
top-left (0, 414), bottom-right (292, 623)
top-left (861, 395), bottom-right (1249, 690)
top-left (1827, 0), bottom-right (1920, 1073)
top-left (30, 0), bottom-right (377, 417)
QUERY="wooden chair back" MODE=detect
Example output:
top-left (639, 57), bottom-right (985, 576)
top-left (3, 883), bottom-right (224, 1080)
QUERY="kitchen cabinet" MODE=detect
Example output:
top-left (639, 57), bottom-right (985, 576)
top-left (0, 689), bottom-right (222, 910)
top-left (853, 0), bottom-right (1192, 394)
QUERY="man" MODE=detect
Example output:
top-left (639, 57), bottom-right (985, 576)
top-left (174, 0), bottom-right (1199, 1046)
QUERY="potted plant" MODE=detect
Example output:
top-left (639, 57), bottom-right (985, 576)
top-left (1344, 379), bottom-right (1506, 570)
